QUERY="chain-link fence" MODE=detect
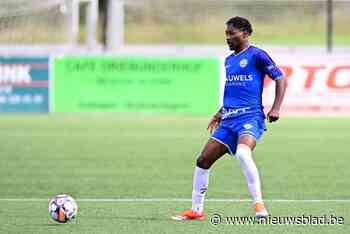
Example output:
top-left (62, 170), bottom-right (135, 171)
top-left (123, 0), bottom-right (349, 48)
top-left (0, 0), bottom-right (71, 44)
top-left (0, 0), bottom-right (348, 50)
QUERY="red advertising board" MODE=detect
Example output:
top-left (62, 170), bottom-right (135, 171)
top-left (220, 54), bottom-right (350, 116)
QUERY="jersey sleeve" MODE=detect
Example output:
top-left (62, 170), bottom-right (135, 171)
top-left (256, 50), bottom-right (284, 80)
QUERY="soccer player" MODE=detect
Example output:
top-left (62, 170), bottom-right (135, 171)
top-left (172, 16), bottom-right (287, 221)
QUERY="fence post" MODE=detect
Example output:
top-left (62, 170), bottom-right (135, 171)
top-left (106, 0), bottom-right (124, 51)
top-left (326, 0), bottom-right (333, 53)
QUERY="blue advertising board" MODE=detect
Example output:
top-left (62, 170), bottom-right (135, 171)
top-left (0, 57), bottom-right (49, 112)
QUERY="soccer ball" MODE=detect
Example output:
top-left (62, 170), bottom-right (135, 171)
top-left (48, 194), bottom-right (78, 223)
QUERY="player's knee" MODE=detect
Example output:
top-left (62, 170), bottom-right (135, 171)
top-left (196, 154), bottom-right (212, 169)
top-left (235, 144), bottom-right (252, 162)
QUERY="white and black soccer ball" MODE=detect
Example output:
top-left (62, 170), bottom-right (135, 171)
top-left (48, 194), bottom-right (78, 223)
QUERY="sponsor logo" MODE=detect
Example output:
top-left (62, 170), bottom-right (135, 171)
top-left (0, 64), bottom-right (32, 83)
top-left (222, 107), bottom-right (251, 119)
top-left (226, 74), bottom-right (253, 82)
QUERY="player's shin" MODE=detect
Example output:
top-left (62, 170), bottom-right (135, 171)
top-left (235, 144), bottom-right (263, 204)
top-left (191, 166), bottom-right (210, 213)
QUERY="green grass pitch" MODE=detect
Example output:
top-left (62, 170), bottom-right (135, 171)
top-left (0, 113), bottom-right (349, 233)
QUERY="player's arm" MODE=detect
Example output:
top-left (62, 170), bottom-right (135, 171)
top-left (207, 107), bottom-right (223, 134)
top-left (267, 77), bottom-right (287, 122)
top-left (256, 50), bottom-right (287, 122)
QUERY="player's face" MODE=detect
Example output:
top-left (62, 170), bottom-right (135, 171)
top-left (225, 25), bottom-right (248, 51)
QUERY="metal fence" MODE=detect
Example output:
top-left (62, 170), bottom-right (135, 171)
top-left (0, 0), bottom-right (71, 44)
top-left (0, 0), bottom-right (349, 53)
top-left (122, 0), bottom-right (349, 50)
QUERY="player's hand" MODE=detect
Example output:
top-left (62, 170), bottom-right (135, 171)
top-left (267, 109), bottom-right (280, 123)
top-left (207, 116), bottom-right (220, 134)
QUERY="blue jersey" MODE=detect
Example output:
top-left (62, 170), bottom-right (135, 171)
top-left (222, 45), bottom-right (283, 119)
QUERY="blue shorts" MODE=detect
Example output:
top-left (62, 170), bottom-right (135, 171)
top-left (211, 114), bottom-right (267, 155)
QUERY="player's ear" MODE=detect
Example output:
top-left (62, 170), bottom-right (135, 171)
top-left (242, 31), bottom-right (250, 39)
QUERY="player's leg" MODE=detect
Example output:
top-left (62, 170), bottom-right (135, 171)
top-left (236, 134), bottom-right (268, 217)
top-left (191, 138), bottom-right (228, 212)
top-left (196, 138), bottom-right (228, 169)
top-left (172, 135), bottom-right (230, 221)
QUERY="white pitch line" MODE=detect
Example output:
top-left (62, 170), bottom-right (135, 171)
top-left (1, 198), bottom-right (350, 203)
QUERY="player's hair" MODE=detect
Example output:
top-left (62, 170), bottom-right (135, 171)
top-left (226, 16), bottom-right (253, 35)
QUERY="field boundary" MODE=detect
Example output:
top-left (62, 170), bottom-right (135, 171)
top-left (1, 198), bottom-right (350, 203)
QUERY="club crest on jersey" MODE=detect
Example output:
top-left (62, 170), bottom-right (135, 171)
top-left (244, 123), bottom-right (253, 129)
top-left (239, 59), bottom-right (248, 68)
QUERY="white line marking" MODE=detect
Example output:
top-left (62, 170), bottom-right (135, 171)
top-left (1, 198), bottom-right (350, 203)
